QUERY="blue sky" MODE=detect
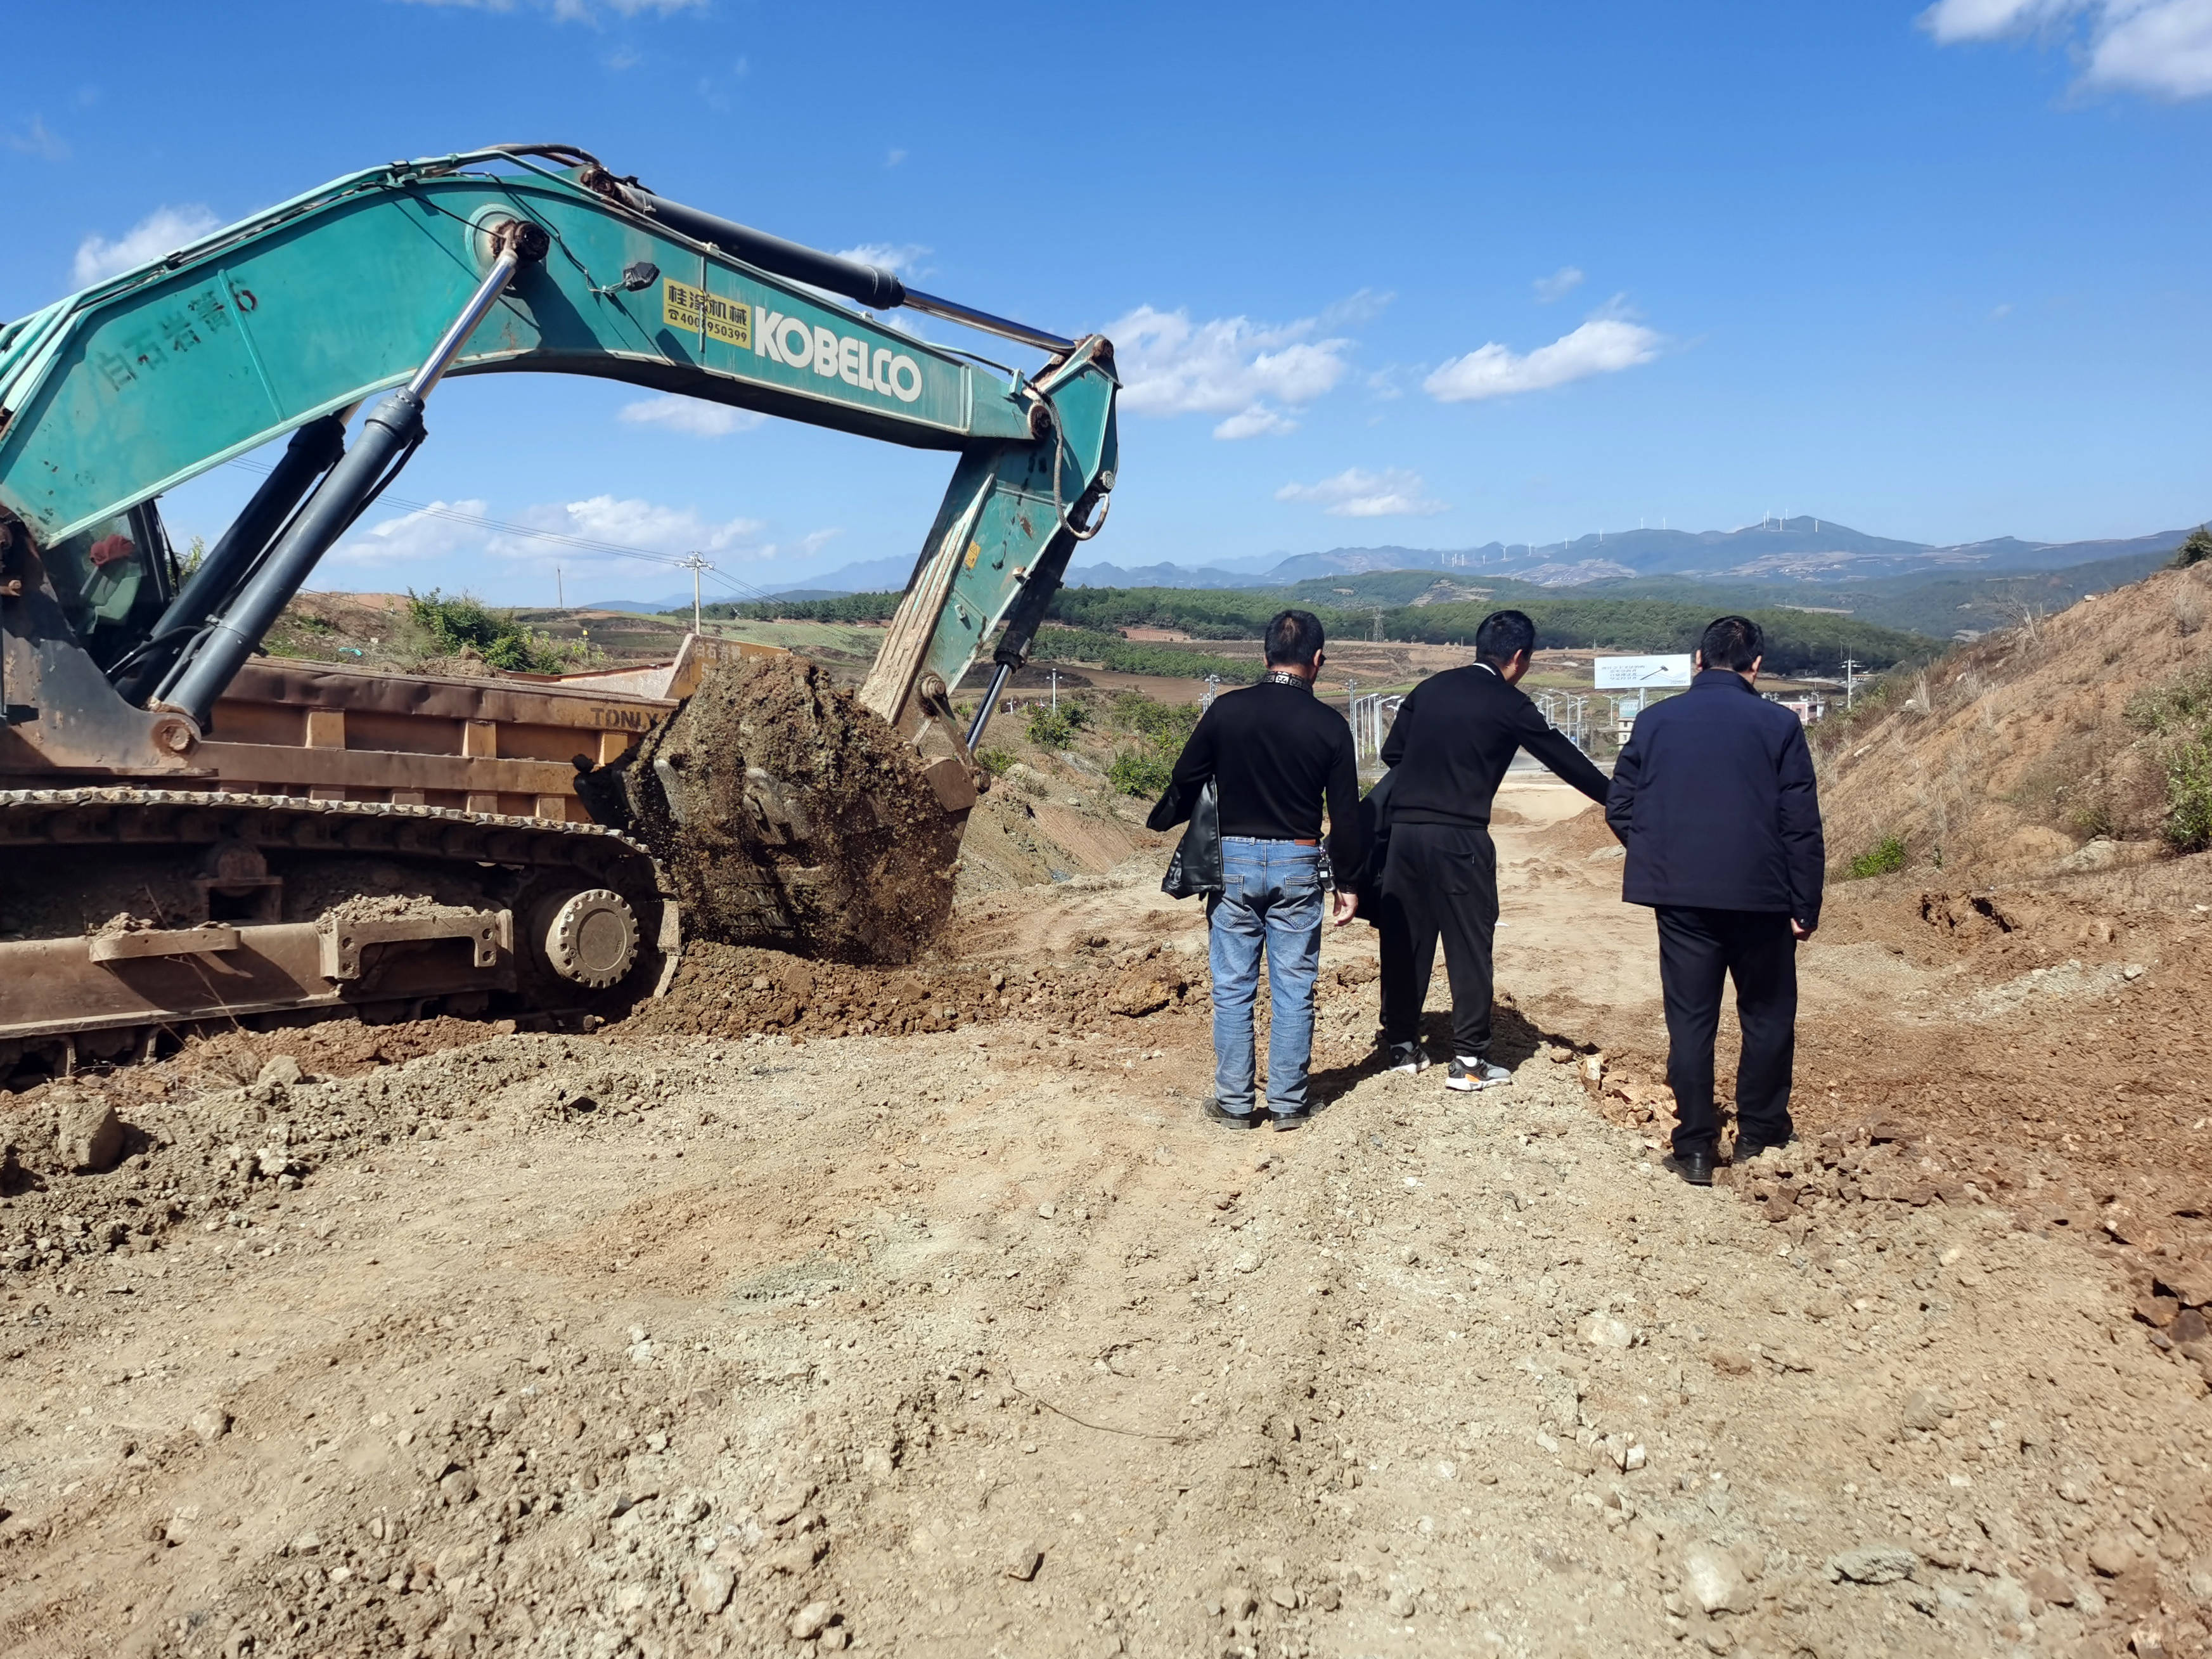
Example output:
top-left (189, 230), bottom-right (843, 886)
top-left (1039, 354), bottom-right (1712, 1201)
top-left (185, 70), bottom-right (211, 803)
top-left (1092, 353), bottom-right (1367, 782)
top-left (4, 0), bottom-right (2207, 605)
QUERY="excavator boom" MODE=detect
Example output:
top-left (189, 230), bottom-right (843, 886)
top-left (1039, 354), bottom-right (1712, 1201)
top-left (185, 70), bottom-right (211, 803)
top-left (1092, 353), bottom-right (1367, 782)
top-left (0, 145), bottom-right (1121, 1078)
top-left (0, 143), bottom-right (1116, 771)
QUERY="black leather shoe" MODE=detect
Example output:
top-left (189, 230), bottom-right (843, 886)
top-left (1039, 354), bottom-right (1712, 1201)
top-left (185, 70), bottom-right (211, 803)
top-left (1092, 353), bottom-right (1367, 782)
top-left (1734, 1136), bottom-right (1796, 1165)
top-left (1271, 1109), bottom-right (1310, 1132)
top-left (1203, 1098), bottom-right (1264, 1130)
top-left (1668, 1150), bottom-right (1716, 1187)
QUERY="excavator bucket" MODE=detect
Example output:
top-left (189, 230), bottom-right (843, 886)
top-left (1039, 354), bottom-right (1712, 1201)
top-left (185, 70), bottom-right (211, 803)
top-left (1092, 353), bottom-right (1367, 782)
top-left (576, 652), bottom-right (967, 965)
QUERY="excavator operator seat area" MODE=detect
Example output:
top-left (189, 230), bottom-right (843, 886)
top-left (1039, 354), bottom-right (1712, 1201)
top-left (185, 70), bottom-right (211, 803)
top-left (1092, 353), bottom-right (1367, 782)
top-left (41, 503), bottom-right (177, 671)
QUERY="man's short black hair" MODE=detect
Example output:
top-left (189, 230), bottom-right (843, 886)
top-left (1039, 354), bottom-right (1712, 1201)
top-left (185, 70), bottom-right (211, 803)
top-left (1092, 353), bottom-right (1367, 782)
top-left (1264, 609), bottom-right (1326, 667)
top-left (1474, 609), bottom-right (1536, 667)
top-left (1699, 615), bottom-right (1765, 672)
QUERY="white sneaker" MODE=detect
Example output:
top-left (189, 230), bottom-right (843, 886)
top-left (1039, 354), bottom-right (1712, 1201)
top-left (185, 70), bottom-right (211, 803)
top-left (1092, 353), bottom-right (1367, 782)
top-left (1446, 1055), bottom-right (1512, 1092)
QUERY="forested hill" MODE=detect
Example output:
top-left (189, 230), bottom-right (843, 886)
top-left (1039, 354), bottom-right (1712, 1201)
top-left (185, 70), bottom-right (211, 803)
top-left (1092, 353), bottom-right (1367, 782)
top-left (1043, 587), bottom-right (1931, 675)
top-left (694, 584), bottom-right (1933, 676)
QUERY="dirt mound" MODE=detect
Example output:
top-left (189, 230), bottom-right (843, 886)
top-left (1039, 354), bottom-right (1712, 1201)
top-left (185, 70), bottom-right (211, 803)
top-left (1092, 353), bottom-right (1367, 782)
top-left (173, 1012), bottom-right (517, 1083)
top-left (585, 655), bottom-right (964, 965)
top-left (0, 1024), bottom-right (611, 1274)
top-left (1817, 561), bottom-right (2212, 880)
top-left (619, 939), bottom-right (1203, 1043)
top-left (1527, 798), bottom-right (1619, 858)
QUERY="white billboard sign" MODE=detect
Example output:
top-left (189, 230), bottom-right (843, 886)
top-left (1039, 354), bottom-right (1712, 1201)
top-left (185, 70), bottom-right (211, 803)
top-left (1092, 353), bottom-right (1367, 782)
top-left (1593, 654), bottom-right (1693, 689)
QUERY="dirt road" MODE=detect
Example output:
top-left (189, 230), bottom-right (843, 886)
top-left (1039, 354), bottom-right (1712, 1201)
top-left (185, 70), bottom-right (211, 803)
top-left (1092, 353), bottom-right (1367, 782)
top-left (4, 789), bottom-right (2210, 1659)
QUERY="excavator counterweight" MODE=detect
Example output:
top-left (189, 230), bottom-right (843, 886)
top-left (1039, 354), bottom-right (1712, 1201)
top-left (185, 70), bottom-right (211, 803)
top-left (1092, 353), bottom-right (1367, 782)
top-left (0, 144), bottom-right (1119, 1082)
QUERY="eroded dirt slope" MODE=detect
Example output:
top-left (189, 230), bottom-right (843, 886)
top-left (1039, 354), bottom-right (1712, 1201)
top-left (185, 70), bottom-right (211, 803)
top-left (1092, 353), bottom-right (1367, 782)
top-left (1814, 560), bottom-right (2212, 879)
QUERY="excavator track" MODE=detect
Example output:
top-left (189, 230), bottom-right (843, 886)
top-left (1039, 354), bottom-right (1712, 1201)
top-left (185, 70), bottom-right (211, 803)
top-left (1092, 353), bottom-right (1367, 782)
top-left (0, 789), bottom-right (673, 1084)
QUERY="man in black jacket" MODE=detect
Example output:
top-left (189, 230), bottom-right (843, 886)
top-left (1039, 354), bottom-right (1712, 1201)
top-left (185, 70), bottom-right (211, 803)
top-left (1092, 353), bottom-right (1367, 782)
top-left (1606, 616), bottom-right (1825, 1185)
top-left (1157, 610), bottom-right (1363, 1131)
top-left (1377, 610), bottom-right (1611, 1090)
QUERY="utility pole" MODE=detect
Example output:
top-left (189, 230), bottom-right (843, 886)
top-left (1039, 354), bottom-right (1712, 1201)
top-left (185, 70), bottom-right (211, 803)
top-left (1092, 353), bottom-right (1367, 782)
top-left (1842, 658), bottom-right (1861, 709)
top-left (1049, 668), bottom-right (1059, 711)
top-left (1370, 607), bottom-right (1383, 643)
top-left (679, 552), bottom-right (711, 634)
top-left (1202, 674), bottom-right (1219, 712)
top-left (555, 565), bottom-right (563, 609)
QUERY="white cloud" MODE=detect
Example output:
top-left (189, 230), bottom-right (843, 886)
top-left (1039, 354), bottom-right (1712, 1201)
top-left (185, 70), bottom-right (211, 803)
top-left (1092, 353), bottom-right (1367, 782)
top-left (331, 494), bottom-right (768, 576)
top-left (1424, 311), bottom-right (1662, 403)
top-left (617, 396), bottom-right (764, 437)
top-left (885, 148), bottom-right (908, 167)
top-left (328, 499), bottom-right (496, 569)
top-left (2091, 0), bottom-right (2212, 94)
top-left (1275, 467), bottom-right (1446, 519)
top-left (795, 528), bottom-right (842, 557)
top-left (1106, 302), bottom-right (1356, 440)
top-left (6, 115), bottom-right (68, 161)
top-left (1919, 0), bottom-right (2074, 39)
top-left (1320, 288), bottom-right (1394, 327)
top-left (1533, 266), bottom-right (1585, 303)
top-left (1920, 0), bottom-right (2212, 98)
top-left (835, 242), bottom-right (929, 274)
top-left (549, 494), bottom-right (765, 558)
top-left (73, 205), bottom-right (221, 286)
top-left (1214, 407), bottom-right (1299, 440)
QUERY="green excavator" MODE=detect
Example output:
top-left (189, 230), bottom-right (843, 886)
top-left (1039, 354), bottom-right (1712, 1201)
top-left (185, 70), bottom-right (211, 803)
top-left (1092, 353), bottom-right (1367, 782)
top-left (0, 143), bottom-right (1119, 1080)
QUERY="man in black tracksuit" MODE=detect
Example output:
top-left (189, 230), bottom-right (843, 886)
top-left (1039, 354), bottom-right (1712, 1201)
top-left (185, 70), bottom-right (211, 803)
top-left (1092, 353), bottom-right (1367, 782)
top-left (1377, 610), bottom-right (1611, 1090)
top-left (1605, 615), bottom-right (1824, 1186)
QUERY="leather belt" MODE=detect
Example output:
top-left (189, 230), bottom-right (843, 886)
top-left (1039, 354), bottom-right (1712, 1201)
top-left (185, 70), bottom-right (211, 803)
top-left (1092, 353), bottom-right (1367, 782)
top-left (1291, 837), bottom-right (1319, 846)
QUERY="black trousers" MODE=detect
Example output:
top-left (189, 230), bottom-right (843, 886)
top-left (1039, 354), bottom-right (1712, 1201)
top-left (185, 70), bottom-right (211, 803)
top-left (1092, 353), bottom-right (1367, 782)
top-left (1377, 822), bottom-right (1498, 1059)
top-left (1654, 905), bottom-right (1798, 1157)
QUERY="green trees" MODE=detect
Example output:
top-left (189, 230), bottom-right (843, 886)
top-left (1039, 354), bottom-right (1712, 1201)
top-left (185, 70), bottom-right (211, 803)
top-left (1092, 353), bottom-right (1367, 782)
top-left (406, 590), bottom-right (574, 673)
top-left (1024, 700), bottom-right (1090, 750)
top-left (2126, 666), bottom-right (2212, 853)
top-left (1029, 626), bottom-right (1256, 681)
top-left (1036, 586), bottom-right (1932, 675)
top-left (693, 591), bottom-right (904, 623)
top-left (1105, 691), bottom-right (1200, 797)
top-left (1372, 599), bottom-right (1929, 675)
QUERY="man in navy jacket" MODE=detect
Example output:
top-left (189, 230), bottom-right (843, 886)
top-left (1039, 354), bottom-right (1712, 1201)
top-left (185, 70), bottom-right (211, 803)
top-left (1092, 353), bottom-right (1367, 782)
top-left (1605, 616), bottom-right (1825, 1185)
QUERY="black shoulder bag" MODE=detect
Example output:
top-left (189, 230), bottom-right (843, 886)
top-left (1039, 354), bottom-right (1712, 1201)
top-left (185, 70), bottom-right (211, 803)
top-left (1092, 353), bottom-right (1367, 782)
top-left (1154, 777), bottom-right (1223, 900)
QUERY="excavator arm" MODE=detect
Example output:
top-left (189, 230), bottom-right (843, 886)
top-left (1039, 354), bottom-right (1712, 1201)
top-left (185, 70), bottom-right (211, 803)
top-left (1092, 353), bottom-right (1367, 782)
top-left (0, 143), bottom-right (1116, 780)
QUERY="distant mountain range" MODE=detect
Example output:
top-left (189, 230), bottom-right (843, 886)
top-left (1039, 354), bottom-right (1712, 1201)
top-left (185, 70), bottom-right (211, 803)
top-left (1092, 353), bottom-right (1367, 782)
top-left (1066, 517), bottom-right (2198, 591)
top-left (579, 515), bottom-right (2200, 611)
top-left (752, 516), bottom-right (2199, 597)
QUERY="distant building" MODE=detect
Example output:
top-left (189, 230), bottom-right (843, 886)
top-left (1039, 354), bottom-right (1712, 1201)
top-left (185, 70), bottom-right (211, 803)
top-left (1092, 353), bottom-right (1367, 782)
top-left (1765, 692), bottom-right (1826, 725)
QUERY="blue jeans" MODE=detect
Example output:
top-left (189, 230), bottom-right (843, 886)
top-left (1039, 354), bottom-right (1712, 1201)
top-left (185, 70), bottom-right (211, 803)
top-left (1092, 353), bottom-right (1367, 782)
top-left (1208, 836), bottom-right (1325, 1117)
